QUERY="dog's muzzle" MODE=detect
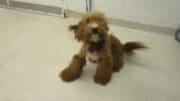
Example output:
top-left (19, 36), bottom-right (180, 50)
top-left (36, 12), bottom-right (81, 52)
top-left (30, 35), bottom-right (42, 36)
top-left (89, 22), bottom-right (102, 43)
top-left (91, 34), bottom-right (100, 42)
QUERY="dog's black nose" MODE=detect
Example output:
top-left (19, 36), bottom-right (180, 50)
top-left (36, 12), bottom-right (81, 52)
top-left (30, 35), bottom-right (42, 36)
top-left (92, 28), bottom-right (98, 34)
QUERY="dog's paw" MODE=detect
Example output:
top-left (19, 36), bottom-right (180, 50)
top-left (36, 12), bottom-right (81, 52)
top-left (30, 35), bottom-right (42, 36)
top-left (60, 68), bottom-right (81, 82)
top-left (93, 75), bottom-right (111, 85)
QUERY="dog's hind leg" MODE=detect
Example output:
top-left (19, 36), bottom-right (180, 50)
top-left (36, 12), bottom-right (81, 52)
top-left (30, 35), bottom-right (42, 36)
top-left (113, 59), bottom-right (124, 72)
top-left (109, 34), bottom-right (124, 72)
top-left (112, 50), bottom-right (124, 72)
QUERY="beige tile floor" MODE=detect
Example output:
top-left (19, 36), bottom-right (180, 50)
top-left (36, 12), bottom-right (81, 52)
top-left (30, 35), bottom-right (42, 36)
top-left (0, 8), bottom-right (180, 101)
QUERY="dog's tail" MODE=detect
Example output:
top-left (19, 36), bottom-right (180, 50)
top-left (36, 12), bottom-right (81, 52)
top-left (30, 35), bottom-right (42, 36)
top-left (123, 41), bottom-right (147, 54)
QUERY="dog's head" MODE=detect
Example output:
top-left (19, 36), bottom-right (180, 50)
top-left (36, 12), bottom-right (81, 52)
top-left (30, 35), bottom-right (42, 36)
top-left (69, 11), bottom-right (109, 43)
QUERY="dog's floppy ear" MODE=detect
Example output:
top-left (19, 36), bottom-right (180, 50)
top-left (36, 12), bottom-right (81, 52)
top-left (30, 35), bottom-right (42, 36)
top-left (68, 24), bottom-right (78, 32)
top-left (68, 24), bottom-right (83, 41)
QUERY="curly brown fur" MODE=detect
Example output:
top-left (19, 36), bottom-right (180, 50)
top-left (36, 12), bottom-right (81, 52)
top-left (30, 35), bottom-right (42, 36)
top-left (123, 42), bottom-right (147, 55)
top-left (60, 54), bottom-right (86, 82)
top-left (60, 11), bottom-right (147, 85)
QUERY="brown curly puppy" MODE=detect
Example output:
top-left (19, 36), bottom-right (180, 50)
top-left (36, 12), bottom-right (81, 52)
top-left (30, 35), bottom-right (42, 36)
top-left (60, 11), bottom-right (146, 85)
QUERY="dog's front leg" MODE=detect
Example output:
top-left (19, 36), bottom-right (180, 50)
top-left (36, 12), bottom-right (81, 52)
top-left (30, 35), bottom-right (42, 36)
top-left (60, 54), bottom-right (86, 82)
top-left (94, 55), bottom-right (114, 85)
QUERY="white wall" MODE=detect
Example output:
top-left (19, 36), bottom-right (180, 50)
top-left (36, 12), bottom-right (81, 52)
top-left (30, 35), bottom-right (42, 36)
top-left (11, 0), bottom-right (180, 29)
top-left (93, 0), bottom-right (180, 29)
top-left (67, 0), bottom-right (85, 13)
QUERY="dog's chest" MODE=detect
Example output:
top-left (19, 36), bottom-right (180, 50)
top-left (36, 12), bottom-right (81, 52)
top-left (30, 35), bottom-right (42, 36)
top-left (86, 51), bottom-right (99, 63)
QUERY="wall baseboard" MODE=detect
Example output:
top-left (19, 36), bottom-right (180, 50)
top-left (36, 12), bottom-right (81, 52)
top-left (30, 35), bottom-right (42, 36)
top-left (108, 17), bottom-right (175, 36)
top-left (0, 0), bottom-right (65, 17)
